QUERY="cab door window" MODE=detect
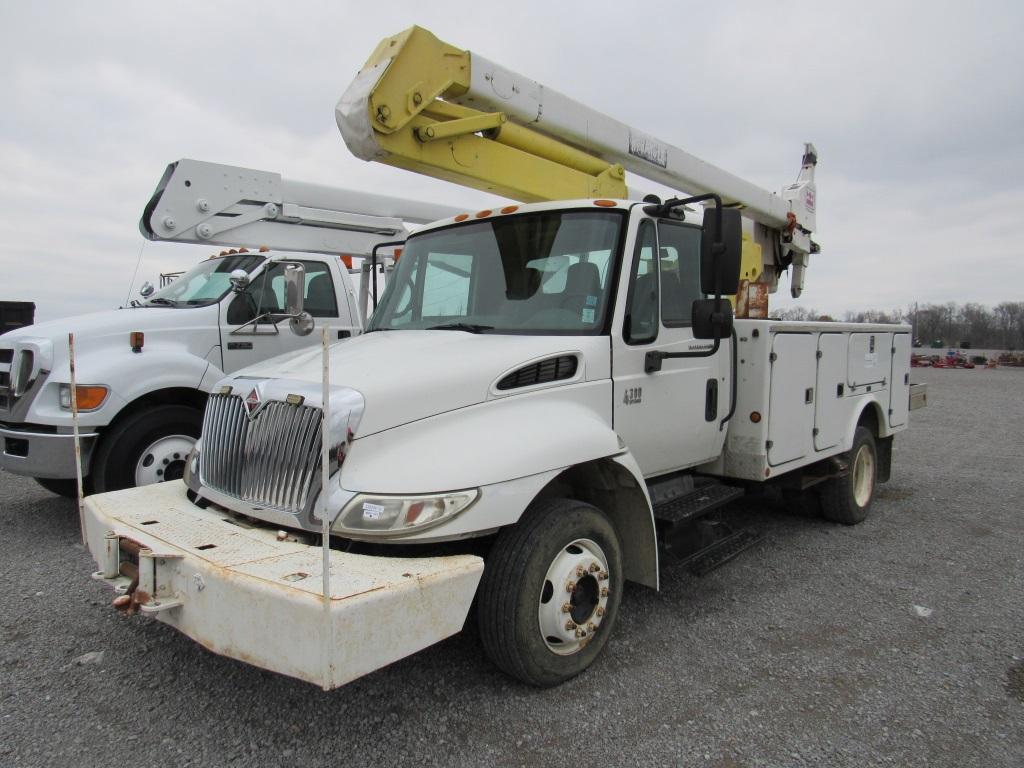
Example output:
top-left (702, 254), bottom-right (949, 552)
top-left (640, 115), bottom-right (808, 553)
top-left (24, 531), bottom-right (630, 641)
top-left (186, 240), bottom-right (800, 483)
top-left (623, 220), bottom-right (659, 345)
top-left (657, 221), bottom-right (703, 326)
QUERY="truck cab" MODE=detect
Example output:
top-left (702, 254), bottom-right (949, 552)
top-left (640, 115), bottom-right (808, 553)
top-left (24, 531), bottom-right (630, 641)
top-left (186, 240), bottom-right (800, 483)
top-left (0, 248), bottom-right (360, 495)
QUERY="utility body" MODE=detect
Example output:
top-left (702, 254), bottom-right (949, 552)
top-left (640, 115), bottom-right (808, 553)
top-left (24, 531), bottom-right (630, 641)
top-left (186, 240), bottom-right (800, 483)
top-left (0, 159), bottom-right (457, 495)
top-left (82, 29), bottom-right (926, 690)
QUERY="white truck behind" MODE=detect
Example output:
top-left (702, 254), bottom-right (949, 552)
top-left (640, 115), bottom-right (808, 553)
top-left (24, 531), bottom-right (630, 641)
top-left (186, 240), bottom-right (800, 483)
top-left (0, 159), bottom-right (458, 496)
top-left (80, 28), bottom-right (925, 690)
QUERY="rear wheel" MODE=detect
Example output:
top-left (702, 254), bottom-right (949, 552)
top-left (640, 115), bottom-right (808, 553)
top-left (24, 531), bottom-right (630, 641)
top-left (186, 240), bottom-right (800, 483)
top-left (819, 425), bottom-right (877, 525)
top-left (477, 498), bottom-right (623, 687)
top-left (91, 405), bottom-right (202, 493)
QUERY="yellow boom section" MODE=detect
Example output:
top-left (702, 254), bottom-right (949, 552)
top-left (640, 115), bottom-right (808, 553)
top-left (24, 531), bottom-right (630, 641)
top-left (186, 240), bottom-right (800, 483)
top-left (340, 26), bottom-right (628, 202)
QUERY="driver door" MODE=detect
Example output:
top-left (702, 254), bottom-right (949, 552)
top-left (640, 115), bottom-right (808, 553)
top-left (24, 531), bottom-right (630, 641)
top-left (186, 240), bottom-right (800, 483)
top-left (219, 259), bottom-right (348, 373)
top-left (611, 217), bottom-right (729, 476)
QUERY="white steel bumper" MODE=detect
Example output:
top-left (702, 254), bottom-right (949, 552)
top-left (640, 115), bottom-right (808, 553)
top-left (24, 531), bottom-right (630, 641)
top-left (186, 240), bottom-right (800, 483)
top-left (83, 482), bottom-right (484, 689)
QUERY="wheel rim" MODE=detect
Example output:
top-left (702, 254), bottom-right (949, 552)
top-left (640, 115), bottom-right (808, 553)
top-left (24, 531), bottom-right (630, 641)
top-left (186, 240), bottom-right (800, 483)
top-left (852, 443), bottom-right (875, 507)
top-left (134, 434), bottom-right (196, 486)
top-left (537, 538), bottom-right (611, 656)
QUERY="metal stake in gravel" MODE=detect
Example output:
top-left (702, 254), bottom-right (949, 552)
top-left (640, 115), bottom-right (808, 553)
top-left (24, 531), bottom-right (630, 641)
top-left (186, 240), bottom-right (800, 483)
top-left (319, 326), bottom-right (334, 690)
top-left (68, 333), bottom-right (86, 545)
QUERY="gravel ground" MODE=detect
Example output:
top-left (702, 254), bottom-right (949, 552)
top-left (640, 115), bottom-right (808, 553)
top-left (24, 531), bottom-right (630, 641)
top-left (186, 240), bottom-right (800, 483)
top-left (1, 366), bottom-right (1022, 767)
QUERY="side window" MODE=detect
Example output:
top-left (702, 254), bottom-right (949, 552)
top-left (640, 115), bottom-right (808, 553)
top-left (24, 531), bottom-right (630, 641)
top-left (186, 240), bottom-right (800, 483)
top-left (298, 261), bottom-right (339, 318)
top-left (658, 222), bottom-right (703, 326)
top-left (624, 220), bottom-right (658, 345)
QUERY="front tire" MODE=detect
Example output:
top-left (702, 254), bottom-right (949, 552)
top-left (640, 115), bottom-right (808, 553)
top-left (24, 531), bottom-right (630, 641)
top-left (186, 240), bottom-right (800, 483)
top-left (477, 498), bottom-right (623, 687)
top-left (819, 425), bottom-right (877, 525)
top-left (91, 405), bottom-right (202, 493)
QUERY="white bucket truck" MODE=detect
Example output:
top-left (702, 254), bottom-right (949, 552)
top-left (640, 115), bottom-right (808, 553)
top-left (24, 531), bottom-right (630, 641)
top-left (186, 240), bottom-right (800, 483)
top-left (0, 159), bottom-right (457, 495)
top-left (80, 28), bottom-right (925, 689)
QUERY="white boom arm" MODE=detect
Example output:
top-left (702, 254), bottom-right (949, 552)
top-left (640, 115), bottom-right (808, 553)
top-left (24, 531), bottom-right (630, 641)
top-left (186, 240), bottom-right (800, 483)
top-left (140, 159), bottom-right (461, 256)
top-left (337, 27), bottom-right (819, 297)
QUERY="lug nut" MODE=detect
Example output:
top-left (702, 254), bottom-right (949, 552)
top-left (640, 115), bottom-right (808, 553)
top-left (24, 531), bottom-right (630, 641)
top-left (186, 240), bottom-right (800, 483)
top-left (596, 606), bottom-right (605, 617)
top-left (576, 565), bottom-right (585, 577)
top-left (600, 587), bottom-right (610, 598)
top-left (599, 571), bottom-right (609, 581)
top-left (587, 622), bottom-right (597, 633)
top-left (561, 602), bottom-right (572, 614)
top-left (589, 562), bottom-right (601, 573)
top-left (575, 627), bottom-right (586, 638)
top-left (565, 620), bottom-right (576, 631)
top-left (566, 580), bottom-right (576, 593)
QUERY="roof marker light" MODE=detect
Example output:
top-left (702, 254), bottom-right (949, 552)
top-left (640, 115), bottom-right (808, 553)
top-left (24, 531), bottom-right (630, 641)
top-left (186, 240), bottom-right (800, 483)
top-left (454, 213), bottom-right (469, 222)
top-left (593, 199), bottom-right (617, 207)
top-left (475, 209), bottom-right (493, 218)
top-left (500, 205), bottom-right (519, 214)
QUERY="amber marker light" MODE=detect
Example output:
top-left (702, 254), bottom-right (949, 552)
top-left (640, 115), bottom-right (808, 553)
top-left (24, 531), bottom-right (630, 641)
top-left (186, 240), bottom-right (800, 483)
top-left (130, 331), bottom-right (145, 353)
top-left (74, 386), bottom-right (109, 411)
top-left (500, 205), bottom-right (519, 214)
top-left (750, 411), bottom-right (762, 423)
top-left (593, 199), bottom-right (617, 207)
top-left (454, 213), bottom-right (469, 222)
top-left (475, 209), bottom-right (493, 218)
top-left (340, 255), bottom-right (353, 269)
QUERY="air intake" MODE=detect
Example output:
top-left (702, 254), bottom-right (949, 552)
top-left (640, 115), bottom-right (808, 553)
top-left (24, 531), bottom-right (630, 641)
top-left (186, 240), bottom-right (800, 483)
top-left (497, 356), bottom-right (578, 391)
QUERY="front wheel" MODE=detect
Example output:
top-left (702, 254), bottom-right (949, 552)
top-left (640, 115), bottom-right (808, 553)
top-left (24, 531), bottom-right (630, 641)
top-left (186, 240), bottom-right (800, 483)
top-left (819, 425), bottom-right (877, 525)
top-left (477, 498), bottom-right (624, 687)
top-left (91, 405), bottom-right (202, 493)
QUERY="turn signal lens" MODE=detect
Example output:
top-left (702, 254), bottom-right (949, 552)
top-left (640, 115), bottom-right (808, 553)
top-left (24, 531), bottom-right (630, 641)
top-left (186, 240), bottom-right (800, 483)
top-left (326, 489), bottom-right (480, 536)
top-left (59, 384), bottom-right (109, 411)
top-left (340, 255), bottom-right (353, 269)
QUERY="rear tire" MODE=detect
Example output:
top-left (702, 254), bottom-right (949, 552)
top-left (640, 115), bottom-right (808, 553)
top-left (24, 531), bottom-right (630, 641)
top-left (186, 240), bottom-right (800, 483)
top-left (477, 497), bottom-right (623, 687)
top-left (91, 405), bottom-right (202, 493)
top-left (819, 425), bottom-right (877, 525)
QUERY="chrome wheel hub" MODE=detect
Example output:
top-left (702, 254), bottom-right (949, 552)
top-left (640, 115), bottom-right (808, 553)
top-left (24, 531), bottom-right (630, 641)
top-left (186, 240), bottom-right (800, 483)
top-left (537, 538), bottom-right (610, 655)
top-left (134, 434), bottom-right (196, 486)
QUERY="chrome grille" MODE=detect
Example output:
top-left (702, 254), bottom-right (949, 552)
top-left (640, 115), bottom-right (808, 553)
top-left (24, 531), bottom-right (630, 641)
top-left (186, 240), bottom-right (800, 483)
top-left (200, 393), bottom-right (323, 514)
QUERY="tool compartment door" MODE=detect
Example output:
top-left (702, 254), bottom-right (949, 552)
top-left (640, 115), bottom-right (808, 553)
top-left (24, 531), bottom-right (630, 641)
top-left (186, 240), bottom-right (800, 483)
top-left (767, 333), bottom-right (816, 466)
top-left (814, 333), bottom-right (847, 451)
top-left (889, 333), bottom-right (911, 426)
top-left (847, 332), bottom-right (889, 389)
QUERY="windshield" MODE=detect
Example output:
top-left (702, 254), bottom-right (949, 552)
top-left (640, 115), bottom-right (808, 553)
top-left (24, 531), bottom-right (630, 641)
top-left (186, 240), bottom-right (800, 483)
top-left (146, 253), bottom-right (265, 307)
top-left (368, 210), bottom-right (623, 334)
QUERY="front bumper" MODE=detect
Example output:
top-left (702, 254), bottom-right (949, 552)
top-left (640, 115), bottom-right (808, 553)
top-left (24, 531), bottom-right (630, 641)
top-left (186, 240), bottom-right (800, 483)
top-left (0, 424), bottom-right (97, 479)
top-left (83, 482), bottom-right (484, 689)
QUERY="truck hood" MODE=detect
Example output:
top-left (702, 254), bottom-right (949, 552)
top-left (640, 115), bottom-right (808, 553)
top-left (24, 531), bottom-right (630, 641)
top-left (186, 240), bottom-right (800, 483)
top-left (231, 331), bottom-right (610, 437)
top-left (0, 305), bottom-right (221, 384)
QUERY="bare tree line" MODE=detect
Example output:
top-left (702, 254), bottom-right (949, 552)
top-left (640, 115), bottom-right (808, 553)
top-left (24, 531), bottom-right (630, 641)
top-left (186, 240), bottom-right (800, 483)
top-left (772, 302), bottom-right (1024, 350)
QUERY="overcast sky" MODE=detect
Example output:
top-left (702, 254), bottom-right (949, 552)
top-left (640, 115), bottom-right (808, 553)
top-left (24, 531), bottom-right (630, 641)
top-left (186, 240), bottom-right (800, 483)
top-left (2, 1), bottom-right (1021, 322)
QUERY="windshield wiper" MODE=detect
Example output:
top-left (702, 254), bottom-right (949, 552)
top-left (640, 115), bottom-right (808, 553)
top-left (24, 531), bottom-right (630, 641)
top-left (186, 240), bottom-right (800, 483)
top-left (425, 322), bottom-right (494, 333)
top-left (146, 297), bottom-right (178, 306)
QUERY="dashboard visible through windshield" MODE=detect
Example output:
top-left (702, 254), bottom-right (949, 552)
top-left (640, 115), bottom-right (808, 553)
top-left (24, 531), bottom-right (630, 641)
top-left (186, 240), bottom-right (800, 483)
top-left (368, 210), bottom-right (624, 334)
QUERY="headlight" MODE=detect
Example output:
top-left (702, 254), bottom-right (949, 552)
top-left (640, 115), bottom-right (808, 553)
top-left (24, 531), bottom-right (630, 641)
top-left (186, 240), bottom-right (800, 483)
top-left (59, 384), bottom-right (109, 411)
top-left (329, 489), bottom-right (479, 536)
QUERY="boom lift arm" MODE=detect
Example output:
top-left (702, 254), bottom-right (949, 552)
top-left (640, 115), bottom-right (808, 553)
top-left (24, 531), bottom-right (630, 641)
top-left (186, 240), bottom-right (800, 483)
top-left (140, 158), bottom-right (461, 256)
top-left (336, 26), bottom-right (818, 299)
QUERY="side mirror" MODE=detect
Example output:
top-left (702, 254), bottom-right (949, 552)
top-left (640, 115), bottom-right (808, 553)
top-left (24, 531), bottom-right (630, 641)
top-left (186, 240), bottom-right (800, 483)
top-left (139, 281), bottom-right (155, 298)
top-left (691, 298), bottom-right (734, 340)
top-left (229, 269), bottom-right (250, 293)
top-left (700, 207), bottom-right (743, 296)
top-left (284, 263), bottom-right (314, 336)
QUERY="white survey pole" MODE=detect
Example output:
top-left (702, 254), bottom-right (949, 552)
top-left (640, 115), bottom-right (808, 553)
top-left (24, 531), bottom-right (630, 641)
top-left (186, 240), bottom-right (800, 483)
top-left (68, 333), bottom-right (86, 545)
top-left (319, 326), bottom-right (333, 690)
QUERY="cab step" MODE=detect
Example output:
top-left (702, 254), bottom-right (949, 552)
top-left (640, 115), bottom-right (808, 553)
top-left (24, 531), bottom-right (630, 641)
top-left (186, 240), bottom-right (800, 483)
top-left (676, 526), bottom-right (763, 576)
top-left (652, 482), bottom-right (745, 525)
